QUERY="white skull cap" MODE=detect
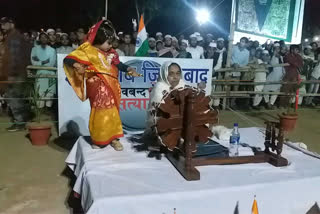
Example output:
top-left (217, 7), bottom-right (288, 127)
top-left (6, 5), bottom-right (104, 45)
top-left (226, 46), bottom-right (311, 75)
top-left (197, 36), bottom-right (204, 42)
top-left (209, 42), bottom-right (217, 48)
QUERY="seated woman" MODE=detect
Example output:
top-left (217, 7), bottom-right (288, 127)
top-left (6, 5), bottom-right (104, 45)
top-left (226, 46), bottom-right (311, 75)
top-left (144, 61), bottom-right (186, 143)
top-left (145, 62), bottom-right (217, 154)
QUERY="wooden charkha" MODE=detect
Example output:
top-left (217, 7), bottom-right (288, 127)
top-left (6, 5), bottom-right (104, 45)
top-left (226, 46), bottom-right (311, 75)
top-left (155, 87), bottom-right (289, 181)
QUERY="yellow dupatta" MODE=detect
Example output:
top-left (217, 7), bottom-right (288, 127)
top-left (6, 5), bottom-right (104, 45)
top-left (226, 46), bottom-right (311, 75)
top-left (63, 42), bottom-right (123, 145)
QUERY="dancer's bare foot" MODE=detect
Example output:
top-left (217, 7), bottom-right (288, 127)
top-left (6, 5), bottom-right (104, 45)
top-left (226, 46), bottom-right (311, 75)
top-left (111, 139), bottom-right (123, 151)
top-left (91, 144), bottom-right (101, 149)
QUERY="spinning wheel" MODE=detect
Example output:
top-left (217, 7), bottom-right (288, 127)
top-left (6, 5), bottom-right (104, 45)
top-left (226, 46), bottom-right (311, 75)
top-left (155, 87), bottom-right (219, 151)
top-left (153, 87), bottom-right (288, 181)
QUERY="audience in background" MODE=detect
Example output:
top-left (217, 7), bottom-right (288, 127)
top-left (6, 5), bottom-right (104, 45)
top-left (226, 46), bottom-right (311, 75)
top-left (280, 45), bottom-right (303, 107)
top-left (177, 40), bottom-right (192, 58)
top-left (310, 42), bottom-right (318, 59)
top-left (158, 35), bottom-right (175, 58)
top-left (76, 28), bottom-right (86, 45)
top-left (263, 44), bottom-right (285, 109)
top-left (119, 32), bottom-right (135, 56)
top-left (205, 42), bottom-right (217, 59)
top-left (112, 39), bottom-right (125, 56)
top-left (69, 31), bottom-right (78, 49)
top-left (0, 17), bottom-right (31, 131)
top-left (178, 34), bottom-right (184, 43)
top-left (186, 34), bottom-right (204, 59)
top-left (156, 40), bottom-right (164, 52)
top-left (56, 33), bottom-right (74, 54)
top-left (1, 15), bottom-right (320, 133)
top-left (118, 32), bottom-right (124, 42)
top-left (46, 29), bottom-right (58, 48)
top-left (172, 37), bottom-right (179, 51)
top-left (156, 32), bottom-right (163, 41)
top-left (146, 37), bottom-right (158, 57)
top-left (306, 48), bottom-right (320, 106)
top-left (31, 32), bottom-right (57, 109)
top-left (211, 38), bottom-right (227, 107)
top-left (252, 50), bottom-right (270, 109)
top-left (230, 37), bottom-right (250, 109)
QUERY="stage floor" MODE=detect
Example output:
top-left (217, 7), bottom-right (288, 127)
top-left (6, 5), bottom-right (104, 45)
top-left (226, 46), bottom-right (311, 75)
top-left (66, 127), bottom-right (320, 214)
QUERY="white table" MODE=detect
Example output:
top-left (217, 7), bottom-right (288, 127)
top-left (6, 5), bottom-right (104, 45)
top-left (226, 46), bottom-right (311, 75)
top-left (66, 128), bottom-right (320, 214)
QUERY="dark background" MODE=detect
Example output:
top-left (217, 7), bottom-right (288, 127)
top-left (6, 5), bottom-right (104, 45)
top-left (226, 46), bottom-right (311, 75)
top-left (0, 0), bottom-right (318, 38)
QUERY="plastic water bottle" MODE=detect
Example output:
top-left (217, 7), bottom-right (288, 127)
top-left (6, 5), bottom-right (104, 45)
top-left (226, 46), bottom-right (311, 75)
top-left (229, 123), bottom-right (240, 156)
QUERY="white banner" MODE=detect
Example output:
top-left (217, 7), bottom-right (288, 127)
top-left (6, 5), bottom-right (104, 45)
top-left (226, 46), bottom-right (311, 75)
top-left (58, 55), bottom-right (213, 135)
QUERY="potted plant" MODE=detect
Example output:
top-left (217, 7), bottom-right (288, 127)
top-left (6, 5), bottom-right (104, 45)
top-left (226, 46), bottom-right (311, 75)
top-left (27, 86), bottom-right (52, 146)
top-left (279, 87), bottom-right (299, 132)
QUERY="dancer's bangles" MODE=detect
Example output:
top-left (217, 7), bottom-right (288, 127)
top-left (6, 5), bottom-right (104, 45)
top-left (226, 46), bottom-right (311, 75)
top-left (127, 71), bottom-right (143, 77)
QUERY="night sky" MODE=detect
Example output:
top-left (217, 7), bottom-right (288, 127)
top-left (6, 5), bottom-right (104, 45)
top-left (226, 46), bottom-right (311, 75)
top-left (303, 0), bottom-right (320, 36)
top-left (0, 0), bottom-right (318, 38)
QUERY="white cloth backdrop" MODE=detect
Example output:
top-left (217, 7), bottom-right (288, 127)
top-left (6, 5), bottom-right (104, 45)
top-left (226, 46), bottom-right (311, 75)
top-left (66, 128), bottom-right (320, 214)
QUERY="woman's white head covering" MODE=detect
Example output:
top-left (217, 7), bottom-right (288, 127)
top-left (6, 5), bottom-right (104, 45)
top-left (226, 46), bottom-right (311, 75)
top-left (149, 61), bottom-right (186, 106)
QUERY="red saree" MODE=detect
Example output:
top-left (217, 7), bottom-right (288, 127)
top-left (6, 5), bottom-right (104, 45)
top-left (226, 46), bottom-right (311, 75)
top-left (63, 42), bottom-right (123, 146)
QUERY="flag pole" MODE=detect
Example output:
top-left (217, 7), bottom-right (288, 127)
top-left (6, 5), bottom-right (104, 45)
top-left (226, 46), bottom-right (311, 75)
top-left (105, 0), bottom-right (108, 18)
top-left (222, 0), bottom-right (236, 110)
top-left (226, 0), bottom-right (235, 67)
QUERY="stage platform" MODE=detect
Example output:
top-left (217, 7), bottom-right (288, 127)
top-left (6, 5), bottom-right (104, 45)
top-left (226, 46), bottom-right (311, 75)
top-left (66, 127), bottom-right (320, 214)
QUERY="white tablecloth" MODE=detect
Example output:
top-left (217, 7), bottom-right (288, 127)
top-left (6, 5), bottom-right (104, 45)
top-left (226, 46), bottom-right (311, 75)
top-left (66, 128), bottom-right (320, 214)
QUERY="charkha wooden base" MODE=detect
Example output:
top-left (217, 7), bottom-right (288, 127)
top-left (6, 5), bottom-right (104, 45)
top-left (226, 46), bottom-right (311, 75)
top-left (167, 151), bottom-right (288, 181)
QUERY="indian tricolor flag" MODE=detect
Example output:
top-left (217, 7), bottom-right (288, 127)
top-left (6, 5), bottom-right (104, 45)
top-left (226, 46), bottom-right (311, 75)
top-left (135, 15), bottom-right (149, 56)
